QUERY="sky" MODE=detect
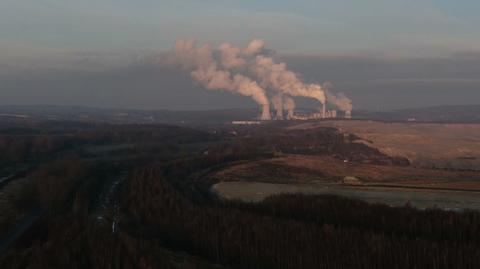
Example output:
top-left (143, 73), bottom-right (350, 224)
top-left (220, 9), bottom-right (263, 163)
top-left (1, 0), bottom-right (479, 110)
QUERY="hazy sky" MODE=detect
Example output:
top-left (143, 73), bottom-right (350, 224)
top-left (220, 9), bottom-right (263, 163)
top-left (1, 1), bottom-right (479, 110)
top-left (2, 0), bottom-right (480, 55)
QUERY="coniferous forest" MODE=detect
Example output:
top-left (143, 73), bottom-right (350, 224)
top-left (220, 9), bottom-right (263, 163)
top-left (0, 121), bottom-right (479, 268)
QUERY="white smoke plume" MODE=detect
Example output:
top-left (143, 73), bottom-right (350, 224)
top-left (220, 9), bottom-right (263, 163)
top-left (250, 55), bottom-right (326, 106)
top-left (216, 40), bottom-right (327, 108)
top-left (172, 40), bottom-right (271, 120)
top-left (218, 42), bottom-right (246, 69)
top-left (170, 39), bottom-right (350, 120)
top-left (323, 82), bottom-right (353, 112)
top-left (214, 39), bottom-right (327, 115)
top-left (243, 39), bottom-right (266, 55)
top-left (271, 94), bottom-right (284, 120)
top-left (283, 96), bottom-right (296, 119)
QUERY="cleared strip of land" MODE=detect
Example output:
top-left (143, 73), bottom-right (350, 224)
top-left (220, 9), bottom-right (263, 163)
top-left (212, 181), bottom-right (480, 211)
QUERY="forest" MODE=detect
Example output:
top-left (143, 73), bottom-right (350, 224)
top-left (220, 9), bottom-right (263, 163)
top-left (0, 120), bottom-right (479, 268)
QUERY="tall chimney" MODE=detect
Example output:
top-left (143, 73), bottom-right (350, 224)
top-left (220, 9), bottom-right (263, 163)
top-left (322, 103), bottom-right (326, 119)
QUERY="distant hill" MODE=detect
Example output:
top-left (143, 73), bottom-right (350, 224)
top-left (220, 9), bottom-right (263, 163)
top-left (1, 105), bottom-right (479, 124)
top-left (0, 105), bottom-right (258, 125)
top-left (355, 105), bottom-right (480, 123)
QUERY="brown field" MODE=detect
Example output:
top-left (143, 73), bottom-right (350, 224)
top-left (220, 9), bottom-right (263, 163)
top-left (211, 154), bottom-right (480, 209)
top-left (289, 120), bottom-right (480, 170)
top-left (210, 154), bottom-right (480, 190)
top-left (212, 181), bottom-right (480, 210)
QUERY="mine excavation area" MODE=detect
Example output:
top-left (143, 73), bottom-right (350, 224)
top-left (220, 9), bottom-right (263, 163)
top-left (290, 120), bottom-right (480, 170)
top-left (210, 122), bottom-right (480, 210)
top-left (211, 154), bottom-right (480, 184)
top-left (211, 154), bottom-right (480, 210)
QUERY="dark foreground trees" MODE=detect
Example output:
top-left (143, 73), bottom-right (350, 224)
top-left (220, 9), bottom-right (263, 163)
top-left (1, 121), bottom-right (478, 268)
top-left (0, 218), bottom-right (222, 269)
top-left (2, 161), bottom-right (480, 268)
top-left (119, 166), bottom-right (480, 269)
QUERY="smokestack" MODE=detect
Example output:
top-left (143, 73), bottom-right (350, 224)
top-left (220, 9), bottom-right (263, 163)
top-left (322, 103), bottom-right (326, 119)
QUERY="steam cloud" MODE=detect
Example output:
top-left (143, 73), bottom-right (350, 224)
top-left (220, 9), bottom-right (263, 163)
top-left (170, 39), bottom-right (352, 119)
top-left (272, 94), bottom-right (284, 120)
top-left (323, 82), bottom-right (353, 113)
top-left (173, 40), bottom-right (271, 120)
top-left (283, 96), bottom-right (296, 119)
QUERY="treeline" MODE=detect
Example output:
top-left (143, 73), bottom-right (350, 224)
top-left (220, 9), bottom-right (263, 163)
top-left (2, 158), bottom-right (480, 268)
top-left (0, 135), bottom-right (81, 164)
top-left (226, 194), bottom-right (480, 244)
top-left (222, 127), bottom-right (409, 166)
top-left (119, 167), bottom-right (480, 269)
top-left (0, 161), bottom-right (227, 268)
top-left (0, 217), bottom-right (223, 269)
top-left (8, 159), bottom-right (122, 216)
top-left (0, 159), bottom-right (92, 239)
top-left (0, 158), bottom-right (122, 265)
top-left (0, 121), bottom-right (218, 165)
top-left (0, 120), bottom-right (408, 168)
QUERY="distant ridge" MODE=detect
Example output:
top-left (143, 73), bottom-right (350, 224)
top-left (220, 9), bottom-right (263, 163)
top-left (355, 105), bottom-right (480, 123)
top-left (1, 104), bottom-right (479, 124)
top-left (0, 105), bottom-right (258, 125)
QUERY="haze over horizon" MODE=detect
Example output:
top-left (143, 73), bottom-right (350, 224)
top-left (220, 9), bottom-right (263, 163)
top-left (1, 0), bottom-right (479, 110)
